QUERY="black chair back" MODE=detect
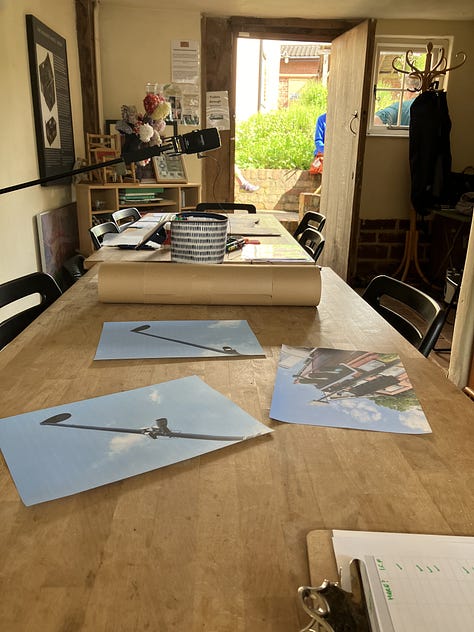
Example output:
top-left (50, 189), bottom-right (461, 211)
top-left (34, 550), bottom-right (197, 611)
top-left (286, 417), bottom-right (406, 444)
top-left (293, 211), bottom-right (326, 240)
top-left (61, 254), bottom-right (85, 289)
top-left (195, 202), bottom-right (256, 214)
top-left (0, 272), bottom-right (62, 350)
top-left (112, 207), bottom-right (141, 230)
top-left (89, 221), bottom-right (119, 250)
top-left (362, 275), bottom-right (445, 357)
top-left (296, 227), bottom-right (325, 262)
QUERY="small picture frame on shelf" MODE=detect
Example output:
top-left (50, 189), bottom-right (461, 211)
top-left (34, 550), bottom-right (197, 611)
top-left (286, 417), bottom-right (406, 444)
top-left (136, 160), bottom-right (158, 184)
top-left (153, 153), bottom-right (188, 183)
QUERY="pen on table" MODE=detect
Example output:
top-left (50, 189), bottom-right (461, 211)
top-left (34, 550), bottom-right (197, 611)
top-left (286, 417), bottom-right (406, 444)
top-left (226, 237), bottom-right (245, 252)
top-left (244, 238), bottom-right (260, 244)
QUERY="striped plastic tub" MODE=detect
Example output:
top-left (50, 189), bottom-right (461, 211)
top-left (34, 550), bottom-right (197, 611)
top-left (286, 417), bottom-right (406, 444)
top-left (170, 212), bottom-right (228, 264)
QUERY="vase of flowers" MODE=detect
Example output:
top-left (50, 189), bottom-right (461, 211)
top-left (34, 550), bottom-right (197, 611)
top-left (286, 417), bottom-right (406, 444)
top-left (116, 84), bottom-right (171, 174)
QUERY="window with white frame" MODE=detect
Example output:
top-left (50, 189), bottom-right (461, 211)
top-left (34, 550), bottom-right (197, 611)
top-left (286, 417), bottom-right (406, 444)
top-left (367, 36), bottom-right (452, 137)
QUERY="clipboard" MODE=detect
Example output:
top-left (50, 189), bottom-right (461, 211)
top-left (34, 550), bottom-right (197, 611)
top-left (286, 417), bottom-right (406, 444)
top-left (298, 530), bottom-right (371, 632)
top-left (300, 529), bottom-right (474, 632)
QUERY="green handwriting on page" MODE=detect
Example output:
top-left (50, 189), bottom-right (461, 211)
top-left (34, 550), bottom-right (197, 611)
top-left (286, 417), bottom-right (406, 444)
top-left (365, 552), bottom-right (474, 631)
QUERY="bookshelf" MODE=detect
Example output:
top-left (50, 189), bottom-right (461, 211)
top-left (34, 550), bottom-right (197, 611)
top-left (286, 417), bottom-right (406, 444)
top-left (76, 182), bottom-right (201, 255)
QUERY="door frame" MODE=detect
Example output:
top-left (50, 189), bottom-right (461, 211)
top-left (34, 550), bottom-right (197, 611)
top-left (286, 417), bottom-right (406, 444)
top-left (201, 16), bottom-right (365, 202)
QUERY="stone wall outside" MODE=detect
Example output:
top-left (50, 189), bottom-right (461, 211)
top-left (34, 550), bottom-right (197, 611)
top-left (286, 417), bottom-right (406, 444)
top-left (235, 168), bottom-right (320, 212)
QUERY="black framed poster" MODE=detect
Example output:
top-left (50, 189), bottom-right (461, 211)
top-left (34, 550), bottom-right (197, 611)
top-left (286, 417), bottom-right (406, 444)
top-left (26, 15), bottom-right (75, 185)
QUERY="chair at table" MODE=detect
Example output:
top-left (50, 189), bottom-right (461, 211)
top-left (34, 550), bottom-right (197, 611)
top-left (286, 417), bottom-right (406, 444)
top-left (89, 221), bottom-right (120, 250)
top-left (433, 272), bottom-right (462, 354)
top-left (61, 254), bottom-right (86, 289)
top-left (361, 275), bottom-right (445, 357)
top-left (195, 202), bottom-right (257, 214)
top-left (296, 227), bottom-right (325, 262)
top-left (112, 207), bottom-right (141, 231)
top-left (293, 211), bottom-right (326, 240)
top-left (0, 272), bottom-right (62, 351)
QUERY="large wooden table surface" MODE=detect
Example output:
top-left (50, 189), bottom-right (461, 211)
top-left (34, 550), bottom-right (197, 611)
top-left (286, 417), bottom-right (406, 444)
top-left (1, 266), bottom-right (473, 631)
top-left (84, 212), bottom-right (311, 269)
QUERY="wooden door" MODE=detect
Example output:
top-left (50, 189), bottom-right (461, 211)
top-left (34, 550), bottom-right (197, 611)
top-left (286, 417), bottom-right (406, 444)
top-left (319, 19), bottom-right (376, 281)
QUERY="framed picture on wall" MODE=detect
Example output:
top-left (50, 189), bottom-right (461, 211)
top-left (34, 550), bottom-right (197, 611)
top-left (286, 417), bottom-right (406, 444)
top-left (25, 15), bottom-right (75, 184)
top-left (153, 153), bottom-right (188, 183)
top-left (36, 203), bottom-right (79, 281)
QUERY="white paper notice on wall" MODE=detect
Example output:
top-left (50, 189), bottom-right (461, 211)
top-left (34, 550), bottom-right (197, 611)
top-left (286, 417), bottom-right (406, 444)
top-left (206, 91), bottom-right (230, 131)
top-left (171, 40), bottom-right (200, 83)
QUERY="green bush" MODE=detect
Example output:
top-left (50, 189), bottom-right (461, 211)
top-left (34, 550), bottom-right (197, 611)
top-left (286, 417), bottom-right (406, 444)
top-left (235, 80), bottom-right (327, 171)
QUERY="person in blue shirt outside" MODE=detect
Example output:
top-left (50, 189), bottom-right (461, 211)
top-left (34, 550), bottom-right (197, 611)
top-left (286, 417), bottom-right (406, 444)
top-left (314, 112), bottom-right (327, 155)
top-left (374, 99), bottom-right (415, 126)
top-left (374, 76), bottom-right (419, 126)
top-left (310, 112), bottom-right (326, 175)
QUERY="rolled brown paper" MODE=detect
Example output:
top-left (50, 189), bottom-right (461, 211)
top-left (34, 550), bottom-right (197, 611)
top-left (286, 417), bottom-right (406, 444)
top-left (98, 262), bottom-right (321, 306)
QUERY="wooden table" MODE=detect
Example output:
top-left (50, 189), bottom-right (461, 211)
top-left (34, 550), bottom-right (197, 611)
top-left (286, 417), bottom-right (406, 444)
top-left (83, 212), bottom-right (311, 269)
top-left (1, 267), bottom-right (473, 631)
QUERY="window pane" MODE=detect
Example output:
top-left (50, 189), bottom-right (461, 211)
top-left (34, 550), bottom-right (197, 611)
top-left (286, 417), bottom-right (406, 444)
top-left (374, 90), bottom-right (401, 125)
top-left (377, 53), bottom-right (404, 89)
top-left (369, 37), bottom-right (451, 136)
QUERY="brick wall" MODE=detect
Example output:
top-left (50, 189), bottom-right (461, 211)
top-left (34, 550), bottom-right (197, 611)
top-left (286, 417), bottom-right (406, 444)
top-left (354, 217), bottom-right (432, 286)
top-left (235, 168), bottom-right (320, 211)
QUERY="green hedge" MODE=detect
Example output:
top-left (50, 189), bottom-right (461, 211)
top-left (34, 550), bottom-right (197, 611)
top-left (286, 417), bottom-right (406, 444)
top-left (235, 81), bottom-right (327, 171)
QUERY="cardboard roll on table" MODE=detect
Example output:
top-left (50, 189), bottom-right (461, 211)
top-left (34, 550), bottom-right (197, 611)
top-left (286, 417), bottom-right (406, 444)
top-left (98, 262), bottom-right (321, 306)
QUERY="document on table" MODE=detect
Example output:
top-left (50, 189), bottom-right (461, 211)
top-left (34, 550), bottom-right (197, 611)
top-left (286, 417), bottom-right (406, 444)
top-left (102, 227), bottom-right (161, 248)
top-left (331, 530), bottom-right (474, 631)
top-left (241, 243), bottom-right (313, 263)
top-left (227, 216), bottom-right (281, 236)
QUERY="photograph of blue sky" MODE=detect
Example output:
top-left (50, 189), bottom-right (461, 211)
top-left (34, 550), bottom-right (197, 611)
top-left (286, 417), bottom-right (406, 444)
top-left (0, 375), bottom-right (272, 506)
top-left (270, 346), bottom-right (431, 434)
top-left (94, 320), bottom-right (264, 360)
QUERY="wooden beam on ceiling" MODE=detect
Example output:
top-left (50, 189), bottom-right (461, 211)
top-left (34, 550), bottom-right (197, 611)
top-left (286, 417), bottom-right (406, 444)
top-left (229, 17), bottom-right (364, 42)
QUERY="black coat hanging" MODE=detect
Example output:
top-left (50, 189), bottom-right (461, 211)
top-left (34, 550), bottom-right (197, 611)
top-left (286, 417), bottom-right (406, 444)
top-left (389, 41), bottom-right (466, 283)
top-left (409, 90), bottom-right (452, 217)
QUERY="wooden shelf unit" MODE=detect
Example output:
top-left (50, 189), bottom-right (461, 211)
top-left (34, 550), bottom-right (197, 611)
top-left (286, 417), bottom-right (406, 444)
top-left (76, 182), bottom-right (201, 255)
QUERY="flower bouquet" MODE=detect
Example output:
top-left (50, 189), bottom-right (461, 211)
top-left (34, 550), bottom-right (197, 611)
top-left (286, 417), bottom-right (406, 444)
top-left (116, 86), bottom-right (171, 173)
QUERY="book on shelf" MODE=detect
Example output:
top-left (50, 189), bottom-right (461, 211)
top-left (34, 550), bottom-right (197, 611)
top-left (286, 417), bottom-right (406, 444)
top-left (119, 195), bottom-right (164, 204)
top-left (122, 187), bottom-right (164, 194)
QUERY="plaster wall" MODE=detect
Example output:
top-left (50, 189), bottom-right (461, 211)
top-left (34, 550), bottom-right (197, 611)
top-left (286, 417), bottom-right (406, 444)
top-left (0, 0), bottom-right (84, 287)
top-left (98, 5), bottom-right (202, 184)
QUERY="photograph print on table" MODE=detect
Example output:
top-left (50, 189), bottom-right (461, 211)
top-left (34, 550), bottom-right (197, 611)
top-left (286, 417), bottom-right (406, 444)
top-left (270, 345), bottom-right (432, 434)
top-left (0, 375), bottom-right (272, 506)
top-left (94, 320), bottom-right (264, 360)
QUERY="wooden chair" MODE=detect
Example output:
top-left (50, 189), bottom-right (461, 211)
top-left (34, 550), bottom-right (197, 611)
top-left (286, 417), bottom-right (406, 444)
top-left (195, 202), bottom-right (257, 214)
top-left (112, 207), bottom-right (141, 231)
top-left (89, 221), bottom-right (120, 250)
top-left (296, 227), bottom-right (325, 262)
top-left (362, 275), bottom-right (445, 357)
top-left (293, 211), bottom-right (326, 240)
top-left (0, 272), bottom-right (62, 350)
top-left (86, 133), bottom-right (123, 184)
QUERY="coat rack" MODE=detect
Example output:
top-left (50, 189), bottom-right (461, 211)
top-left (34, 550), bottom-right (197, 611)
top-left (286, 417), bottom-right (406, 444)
top-left (391, 41), bottom-right (467, 285)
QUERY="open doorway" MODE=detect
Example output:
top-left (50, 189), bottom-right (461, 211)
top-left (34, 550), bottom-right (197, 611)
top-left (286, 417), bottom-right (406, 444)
top-left (234, 38), bottom-right (330, 210)
top-left (202, 17), bottom-right (375, 280)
